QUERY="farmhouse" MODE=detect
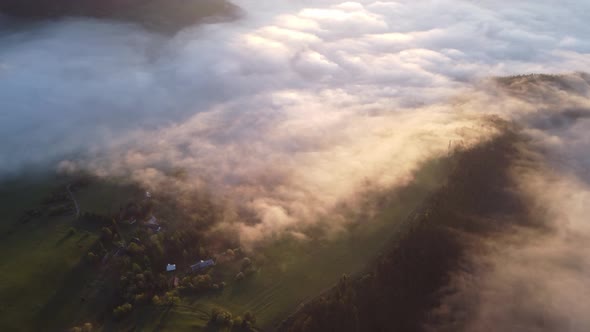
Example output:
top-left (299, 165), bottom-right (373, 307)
top-left (146, 216), bottom-right (158, 225)
top-left (144, 216), bottom-right (161, 232)
top-left (190, 259), bottom-right (215, 272)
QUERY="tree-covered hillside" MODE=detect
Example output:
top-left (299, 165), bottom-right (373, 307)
top-left (0, 0), bottom-right (239, 32)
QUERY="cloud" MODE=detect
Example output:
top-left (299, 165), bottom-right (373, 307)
top-left (68, 89), bottom-right (496, 245)
top-left (432, 164), bottom-right (590, 332)
top-left (427, 75), bottom-right (590, 332)
top-left (1, 0), bottom-right (589, 249)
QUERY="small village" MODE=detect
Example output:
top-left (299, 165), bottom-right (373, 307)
top-left (57, 187), bottom-right (257, 331)
top-left (20, 180), bottom-right (259, 330)
top-left (110, 191), bottom-right (224, 276)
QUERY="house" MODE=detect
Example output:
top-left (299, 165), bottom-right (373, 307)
top-left (166, 264), bottom-right (177, 272)
top-left (190, 259), bottom-right (215, 272)
top-left (145, 216), bottom-right (161, 232)
top-left (146, 216), bottom-right (158, 225)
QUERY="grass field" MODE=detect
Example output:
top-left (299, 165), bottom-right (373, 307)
top-left (0, 175), bottom-right (93, 331)
top-left (0, 174), bottom-right (63, 234)
top-left (0, 175), bottom-right (140, 331)
top-left (76, 177), bottom-right (144, 216)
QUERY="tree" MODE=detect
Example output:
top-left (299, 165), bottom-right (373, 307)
top-left (127, 242), bottom-right (144, 255)
top-left (220, 311), bottom-right (233, 326)
top-left (199, 246), bottom-right (207, 258)
top-left (67, 227), bottom-right (77, 237)
top-left (242, 311), bottom-right (257, 329)
top-left (113, 303), bottom-right (133, 320)
top-left (132, 263), bottom-right (142, 274)
top-left (243, 311), bottom-right (256, 325)
top-left (193, 274), bottom-right (212, 291)
top-left (209, 309), bottom-right (233, 327)
top-left (101, 227), bottom-right (113, 241)
top-left (210, 308), bottom-right (220, 322)
top-left (86, 252), bottom-right (98, 263)
top-left (241, 257), bottom-right (252, 271)
top-left (135, 293), bottom-right (147, 304)
top-left (162, 291), bottom-right (180, 305)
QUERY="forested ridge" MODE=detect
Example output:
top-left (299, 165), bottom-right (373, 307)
top-left (0, 0), bottom-right (238, 32)
top-left (280, 120), bottom-right (528, 332)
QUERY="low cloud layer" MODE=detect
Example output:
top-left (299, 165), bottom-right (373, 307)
top-left (429, 75), bottom-right (590, 332)
top-left (2, 0), bottom-right (590, 236)
top-left (67, 93), bottom-right (496, 243)
top-left (2, 0), bottom-right (590, 174)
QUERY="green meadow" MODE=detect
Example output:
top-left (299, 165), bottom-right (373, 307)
top-left (0, 175), bottom-right (139, 331)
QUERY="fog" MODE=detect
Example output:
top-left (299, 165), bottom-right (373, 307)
top-left (3, 0), bottom-right (590, 175)
top-left (429, 76), bottom-right (590, 332)
top-left (2, 0), bottom-right (590, 330)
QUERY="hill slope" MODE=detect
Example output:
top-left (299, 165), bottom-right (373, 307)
top-left (0, 0), bottom-right (239, 32)
top-left (279, 119), bottom-right (529, 332)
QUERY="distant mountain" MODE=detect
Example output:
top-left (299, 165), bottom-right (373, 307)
top-left (0, 0), bottom-right (239, 32)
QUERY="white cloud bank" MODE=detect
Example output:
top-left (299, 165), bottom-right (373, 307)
top-left (2, 0), bottom-right (589, 231)
top-left (427, 75), bottom-right (590, 332)
top-left (2, 0), bottom-right (589, 174)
